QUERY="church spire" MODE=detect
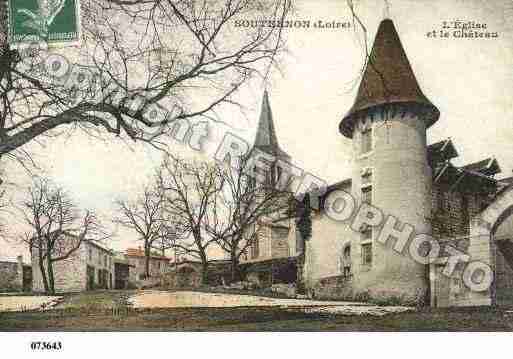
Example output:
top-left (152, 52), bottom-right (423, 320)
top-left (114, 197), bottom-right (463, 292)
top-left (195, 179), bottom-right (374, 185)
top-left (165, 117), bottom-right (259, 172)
top-left (339, 19), bottom-right (439, 138)
top-left (254, 90), bottom-right (288, 158)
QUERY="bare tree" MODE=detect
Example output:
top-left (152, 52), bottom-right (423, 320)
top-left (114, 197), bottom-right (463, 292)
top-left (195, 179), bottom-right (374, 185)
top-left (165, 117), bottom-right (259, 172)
top-left (18, 178), bottom-right (107, 294)
top-left (294, 193), bottom-right (311, 293)
top-left (0, 163), bottom-right (5, 238)
top-left (0, 183), bottom-right (5, 239)
top-left (0, 0), bottom-right (292, 167)
top-left (206, 154), bottom-right (294, 283)
top-left (114, 184), bottom-right (167, 278)
top-left (157, 155), bottom-right (223, 285)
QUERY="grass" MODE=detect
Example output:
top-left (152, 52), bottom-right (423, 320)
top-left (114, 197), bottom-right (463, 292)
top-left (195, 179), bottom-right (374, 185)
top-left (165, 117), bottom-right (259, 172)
top-left (54, 290), bottom-right (136, 311)
top-left (0, 290), bottom-right (512, 331)
top-left (0, 292), bottom-right (54, 297)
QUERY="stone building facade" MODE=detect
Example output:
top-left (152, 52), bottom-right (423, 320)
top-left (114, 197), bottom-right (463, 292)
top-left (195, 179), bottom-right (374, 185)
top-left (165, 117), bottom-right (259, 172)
top-left (0, 256), bottom-right (31, 292)
top-left (125, 248), bottom-right (171, 282)
top-left (295, 19), bottom-right (513, 307)
top-left (32, 234), bottom-right (115, 293)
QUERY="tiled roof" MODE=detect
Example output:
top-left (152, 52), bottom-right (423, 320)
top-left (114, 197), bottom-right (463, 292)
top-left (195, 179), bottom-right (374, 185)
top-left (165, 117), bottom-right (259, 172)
top-left (125, 248), bottom-right (170, 261)
top-left (32, 230), bottom-right (113, 254)
top-left (87, 240), bottom-right (113, 254)
top-left (498, 176), bottom-right (513, 185)
top-left (434, 161), bottom-right (497, 194)
top-left (427, 138), bottom-right (459, 170)
top-left (299, 178), bottom-right (352, 213)
top-left (428, 138), bottom-right (458, 160)
top-left (428, 139), bottom-right (447, 153)
top-left (340, 19), bottom-right (439, 138)
top-left (326, 178), bottom-right (352, 192)
top-left (461, 158), bottom-right (501, 176)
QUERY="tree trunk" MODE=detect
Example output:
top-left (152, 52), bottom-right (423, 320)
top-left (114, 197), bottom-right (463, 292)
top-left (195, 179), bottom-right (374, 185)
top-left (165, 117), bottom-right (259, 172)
top-left (37, 244), bottom-right (49, 294)
top-left (230, 248), bottom-right (240, 284)
top-left (199, 248), bottom-right (209, 286)
top-left (200, 260), bottom-right (209, 286)
top-left (46, 252), bottom-right (55, 295)
top-left (192, 227), bottom-right (209, 286)
top-left (144, 244), bottom-right (151, 279)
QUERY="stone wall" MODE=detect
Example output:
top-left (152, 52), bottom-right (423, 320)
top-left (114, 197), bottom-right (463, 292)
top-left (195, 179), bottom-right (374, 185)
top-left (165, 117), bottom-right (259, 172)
top-left (31, 238), bottom-right (114, 293)
top-left (256, 226), bottom-right (272, 260)
top-left (463, 187), bottom-right (513, 306)
top-left (305, 204), bottom-right (355, 286)
top-left (311, 275), bottom-right (355, 301)
top-left (32, 244), bottom-right (87, 293)
top-left (270, 227), bottom-right (290, 258)
top-left (127, 256), bottom-right (169, 282)
top-left (493, 212), bottom-right (513, 305)
top-left (431, 185), bottom-right (485, 240)
top-left (0, 260), bottom-right (21, 291)
top-left (240, 217), bottom-right (297, 265)
top-left (160, 264), bottom-right (202, 288)
top-left (429, 186), bottom-right (486, 307)
top-left (494, 241), bottom-right (513, 305)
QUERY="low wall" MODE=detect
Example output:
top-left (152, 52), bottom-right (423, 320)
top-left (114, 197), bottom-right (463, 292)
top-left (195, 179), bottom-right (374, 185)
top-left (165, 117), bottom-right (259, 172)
top-left (0, 260), bottom-right (22, 292)
top-left (310, 275), bottom-right (356, 301)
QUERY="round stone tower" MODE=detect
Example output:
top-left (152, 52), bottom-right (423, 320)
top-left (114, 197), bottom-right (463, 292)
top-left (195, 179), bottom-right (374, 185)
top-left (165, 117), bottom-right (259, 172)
top-left (339, 19), bottom-right (440, 304)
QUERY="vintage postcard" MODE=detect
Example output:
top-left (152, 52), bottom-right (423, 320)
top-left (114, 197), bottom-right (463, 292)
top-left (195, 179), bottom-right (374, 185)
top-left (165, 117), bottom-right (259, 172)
top-left (0, 0), bottom-right (512, 352)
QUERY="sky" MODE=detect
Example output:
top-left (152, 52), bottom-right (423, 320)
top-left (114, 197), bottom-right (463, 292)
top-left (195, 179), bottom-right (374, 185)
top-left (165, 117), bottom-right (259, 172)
top-left (2, 0), bottom-right (513, 261)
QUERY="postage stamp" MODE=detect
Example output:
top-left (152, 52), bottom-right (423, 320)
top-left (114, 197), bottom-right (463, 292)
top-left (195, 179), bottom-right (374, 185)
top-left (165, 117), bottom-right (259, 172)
top-left (7, 0), bottom-right (81, 46)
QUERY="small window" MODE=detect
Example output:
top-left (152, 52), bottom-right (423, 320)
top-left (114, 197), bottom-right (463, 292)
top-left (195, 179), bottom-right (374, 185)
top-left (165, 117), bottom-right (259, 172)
top-left (361, 171), bottom-right (372, 186)
top-left (362, 186), bottom-right (372, 205)
top-left (104, 255), bottom-right (107, 266)
top-left (362, 243), bottom-right (372, 266)
top-left (88, 248), bottom-right (92, 261)
top-left (361, 128), bottom-right (372, 154)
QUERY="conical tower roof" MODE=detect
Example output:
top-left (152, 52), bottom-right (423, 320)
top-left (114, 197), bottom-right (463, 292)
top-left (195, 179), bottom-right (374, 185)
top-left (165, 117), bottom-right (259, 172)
top-left (339, 19), bottom-right (439, 138)
top-left (254, 90), bottom-right (289, 158)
